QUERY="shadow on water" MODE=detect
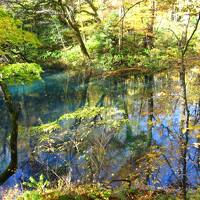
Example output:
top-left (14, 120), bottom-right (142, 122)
top-left (0, 68), bottom-right (199, 190)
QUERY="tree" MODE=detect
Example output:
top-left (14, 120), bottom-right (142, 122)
top-left (0, 6), bottom-right (40, 63)
top-left (0, 7), bottom-right (43, 184)
top-left (177, 10), bottom-right (200, 200)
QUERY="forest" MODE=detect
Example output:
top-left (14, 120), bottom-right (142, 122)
top-left (0, 0), bottom-right (200, 199)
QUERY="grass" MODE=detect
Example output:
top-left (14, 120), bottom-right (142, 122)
top-left (3, 183), bottom-right (200, 200)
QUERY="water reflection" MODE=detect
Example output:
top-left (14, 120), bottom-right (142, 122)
top-left (0, 68), bottom-right (199, 188)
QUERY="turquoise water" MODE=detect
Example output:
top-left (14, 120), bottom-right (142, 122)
top-left (0, 70), bottom-right (199, 189)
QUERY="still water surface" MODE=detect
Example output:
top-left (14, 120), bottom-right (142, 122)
top-left (0, 69), bottom-right (199, 189)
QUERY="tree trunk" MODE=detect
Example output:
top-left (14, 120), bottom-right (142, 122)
top-left (178, 11), bottom-right (200, 200)
top-left (179, 54), bottom-right (190, 200)
top-left (74, 25), bottom-right (90, 59)
top-left (143, 0), bottom-right (155, 49)
top-left (0, 81), bottom-right (19, 185)
top-left (85, 0), bottom-right (101, 22)
top-left (58, 0), bottom-right (90, 59)
top-left (119, 0), bottom-right (125, 51)
top-left (143, 0), bottom-right (155, 148)
top-left (145, 75), bottom-right (154, 148)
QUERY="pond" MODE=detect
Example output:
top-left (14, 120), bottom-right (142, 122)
top-left (0, 68), bottom-right (199, 190)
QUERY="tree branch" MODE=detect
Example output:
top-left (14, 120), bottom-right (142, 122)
top-left (115, 0), bottom-right (146, 26)
top-left (183, 11), bottom-right (200, 56)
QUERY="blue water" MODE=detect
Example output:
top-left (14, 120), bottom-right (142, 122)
top-left (0, 70), bottom-right (199, 192)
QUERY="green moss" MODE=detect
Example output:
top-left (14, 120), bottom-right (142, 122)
top-left (12, 185), bottom-right (200, 200)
